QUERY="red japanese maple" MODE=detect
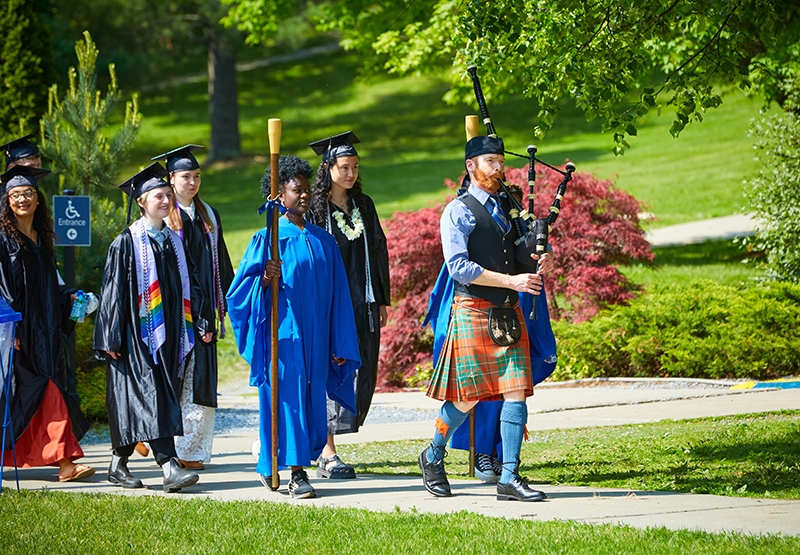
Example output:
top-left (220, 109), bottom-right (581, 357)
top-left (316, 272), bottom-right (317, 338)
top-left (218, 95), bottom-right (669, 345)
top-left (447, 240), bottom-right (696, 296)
top-left (377, 165), bottom-right (654, 389)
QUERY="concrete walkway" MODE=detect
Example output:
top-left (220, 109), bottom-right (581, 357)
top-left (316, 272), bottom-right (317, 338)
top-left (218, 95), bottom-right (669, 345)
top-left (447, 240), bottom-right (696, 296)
top-left (4, 382), bottom-right (800, 537)
top-left (645, 213), bottom-right (759, 247)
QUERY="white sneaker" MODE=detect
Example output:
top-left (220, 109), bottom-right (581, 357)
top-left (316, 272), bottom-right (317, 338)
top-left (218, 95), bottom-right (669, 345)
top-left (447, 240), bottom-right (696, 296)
top-left (251, 439), bottom-right (260, 463)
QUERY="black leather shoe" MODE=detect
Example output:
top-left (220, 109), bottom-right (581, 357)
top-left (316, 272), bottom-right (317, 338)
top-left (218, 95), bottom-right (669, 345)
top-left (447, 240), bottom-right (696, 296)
top-left (496, 476), bottom-right (546, 502)
top-left (418, 446), bottom-right (451, 497)
top-left (162, 457), bottom-right (199, 493)
top-left (108, 454), bottom-right (143, 489)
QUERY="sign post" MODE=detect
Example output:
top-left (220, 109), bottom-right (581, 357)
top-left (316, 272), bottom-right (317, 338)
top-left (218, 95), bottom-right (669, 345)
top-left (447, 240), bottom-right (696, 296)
top-left (53, 191), bottom-right (91, 390)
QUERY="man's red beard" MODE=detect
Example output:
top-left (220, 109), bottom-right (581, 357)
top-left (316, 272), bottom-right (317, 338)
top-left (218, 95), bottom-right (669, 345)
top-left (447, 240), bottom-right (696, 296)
top-left (472, 165), bottom-right (502, 192)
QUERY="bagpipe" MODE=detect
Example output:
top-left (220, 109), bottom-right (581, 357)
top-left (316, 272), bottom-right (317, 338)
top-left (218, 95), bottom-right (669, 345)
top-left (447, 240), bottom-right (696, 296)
top-left (466, 65), bottom-right (575, 320)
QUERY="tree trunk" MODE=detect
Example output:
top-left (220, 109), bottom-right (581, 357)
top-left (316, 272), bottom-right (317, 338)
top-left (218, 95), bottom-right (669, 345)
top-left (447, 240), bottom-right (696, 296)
top-left (207, 30), bottom-right (240, 162)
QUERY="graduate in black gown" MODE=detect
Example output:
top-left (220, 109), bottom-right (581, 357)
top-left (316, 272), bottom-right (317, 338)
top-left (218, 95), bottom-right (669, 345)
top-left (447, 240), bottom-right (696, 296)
top-left (0, 165), bottom-right (93, 482)
top-left (93, 163), bottom-right (213, 492)
top-left (2, 135), bottom-right (82, 409)
top-left (309, 131), bottom-right (391, 479)
top-left (154, 145), bottom-right (234, 470)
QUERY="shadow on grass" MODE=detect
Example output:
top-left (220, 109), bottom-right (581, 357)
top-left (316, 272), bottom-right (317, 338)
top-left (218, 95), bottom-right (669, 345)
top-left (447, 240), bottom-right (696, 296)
top-left (652, 240), bottom-right (763, 267)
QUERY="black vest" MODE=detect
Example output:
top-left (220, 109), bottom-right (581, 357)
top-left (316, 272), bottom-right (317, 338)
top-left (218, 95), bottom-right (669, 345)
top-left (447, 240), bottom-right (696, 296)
top-left (453, 192), bottom-right (518, 307)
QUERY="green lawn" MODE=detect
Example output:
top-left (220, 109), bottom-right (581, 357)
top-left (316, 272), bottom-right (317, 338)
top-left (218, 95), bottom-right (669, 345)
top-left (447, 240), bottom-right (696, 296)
top-left (123, 49), bottom-right (767, 263)
top-left (620, 239), bottom-right (765, 288)
top-left (337, 411), bottom-right (800, 500)
top-left (3, 412), bottom-right (799, 553)
top-left (3, 490), bottom-right (797, 555)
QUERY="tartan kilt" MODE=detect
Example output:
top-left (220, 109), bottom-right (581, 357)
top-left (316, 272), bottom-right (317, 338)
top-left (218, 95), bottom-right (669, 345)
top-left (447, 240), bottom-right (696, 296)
top-left (427, 296), bottom-right (533, 402)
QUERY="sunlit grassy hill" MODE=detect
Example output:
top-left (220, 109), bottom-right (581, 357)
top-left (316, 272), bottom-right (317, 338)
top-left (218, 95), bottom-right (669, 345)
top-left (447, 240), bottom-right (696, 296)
top-left (124, 49), bottom-right (766, 262)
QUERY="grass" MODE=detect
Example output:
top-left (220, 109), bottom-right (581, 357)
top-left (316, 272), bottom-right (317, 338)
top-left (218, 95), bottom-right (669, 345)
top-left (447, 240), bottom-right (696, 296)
top-left (122, 49), bottom-right (767, 264)
top-left (620, 239), bottom-right (766, 288)
top-left (2, 491), bottom-right (798, 554)
top-left (138, 50), bottom-right (766, 392)
top-left (3, 412), bottom-right (800, 552)
top-left (337, 411), bottom-right (800, 500)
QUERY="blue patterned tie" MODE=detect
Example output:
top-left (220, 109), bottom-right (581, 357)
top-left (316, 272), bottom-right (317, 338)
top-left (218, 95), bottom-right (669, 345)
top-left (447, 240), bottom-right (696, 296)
top-left (488, 194), bottom-right (511, 234)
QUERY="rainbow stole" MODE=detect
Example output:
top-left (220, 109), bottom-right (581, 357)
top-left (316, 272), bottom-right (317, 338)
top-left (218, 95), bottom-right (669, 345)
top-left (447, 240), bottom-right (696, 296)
top-left (130, 219), bottom-right (194, 363)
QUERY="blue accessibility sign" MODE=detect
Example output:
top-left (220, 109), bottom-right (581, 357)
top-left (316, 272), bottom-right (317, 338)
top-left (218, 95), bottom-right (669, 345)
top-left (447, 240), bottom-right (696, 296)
top-left (53, 196), bottom-right (91, 246)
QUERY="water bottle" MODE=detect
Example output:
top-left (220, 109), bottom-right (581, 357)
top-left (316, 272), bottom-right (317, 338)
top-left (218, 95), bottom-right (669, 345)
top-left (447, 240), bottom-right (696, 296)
top-left (84, 292), bottom-right (99, 315)
top-left (69, 291), bottom-right (87, 322)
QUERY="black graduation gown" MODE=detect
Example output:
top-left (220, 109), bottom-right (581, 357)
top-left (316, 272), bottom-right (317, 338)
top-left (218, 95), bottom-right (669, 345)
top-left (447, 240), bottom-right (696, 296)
top-left (177, 204), bottom-right (234, 407)
top-left (92, 229), bottom-right (211, 448)
top-left (326, 195), bottom-right (391, 430)
top-left (0, 232), bottom-right (89, 443)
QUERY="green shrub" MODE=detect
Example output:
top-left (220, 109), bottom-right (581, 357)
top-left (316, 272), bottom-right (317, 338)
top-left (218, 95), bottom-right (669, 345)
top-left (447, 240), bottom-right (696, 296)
top-left (552, 280), bottom-right (800, 381)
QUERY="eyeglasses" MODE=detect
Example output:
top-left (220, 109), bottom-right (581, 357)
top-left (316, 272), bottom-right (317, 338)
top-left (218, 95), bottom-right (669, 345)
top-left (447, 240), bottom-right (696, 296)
top-left (9, 189), bottom-right (37, 201)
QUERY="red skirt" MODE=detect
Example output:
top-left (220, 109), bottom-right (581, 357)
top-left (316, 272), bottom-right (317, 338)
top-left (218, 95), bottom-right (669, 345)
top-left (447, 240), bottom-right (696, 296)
top-left (2, 379), bottom-right (84, 467)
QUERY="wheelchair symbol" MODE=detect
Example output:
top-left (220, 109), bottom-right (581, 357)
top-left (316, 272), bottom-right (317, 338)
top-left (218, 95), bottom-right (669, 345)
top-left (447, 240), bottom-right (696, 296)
top-left (65, 200), bottom-right (81, 219)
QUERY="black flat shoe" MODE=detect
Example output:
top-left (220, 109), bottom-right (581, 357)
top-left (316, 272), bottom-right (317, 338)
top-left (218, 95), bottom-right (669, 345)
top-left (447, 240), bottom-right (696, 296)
top-left (496, 476), bottom-right (546, 502)
top-left (418, 446), bottom-right (451, 497)
top-left (108, 455), bottom-right (143, 489)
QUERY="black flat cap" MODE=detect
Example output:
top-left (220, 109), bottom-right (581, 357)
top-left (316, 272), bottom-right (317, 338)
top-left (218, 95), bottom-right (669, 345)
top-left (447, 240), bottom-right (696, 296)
top-left (309, 131), bottom-right (360, 162)
top-left (1, 165), bottom-right (50, 193)
top-left (0, 134), bottom-right (40, 167)
top-left (150, 144), bottom-right (204, 173)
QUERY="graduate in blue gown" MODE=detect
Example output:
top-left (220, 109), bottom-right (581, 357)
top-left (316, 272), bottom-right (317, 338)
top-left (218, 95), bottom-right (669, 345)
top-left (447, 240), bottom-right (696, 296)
top-left (227, 155), bottom-right (361, 499)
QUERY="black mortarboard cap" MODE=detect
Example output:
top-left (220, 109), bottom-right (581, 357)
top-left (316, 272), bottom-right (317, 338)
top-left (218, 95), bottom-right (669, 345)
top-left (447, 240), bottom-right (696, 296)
top-left (118, 162), bottom-right (170, 199)
top-left (465, 135), bottom-right (505, 160)
top-left (309, 131), bottom-right (360, 162)
top-left (1, 165), bottom-right (50, 194)
top-left (0, 134), bottom-right (40, 167)
top-left (150, 144), bottom-right (204, 173)
top-left (119, 162), bottom-right (170, 224)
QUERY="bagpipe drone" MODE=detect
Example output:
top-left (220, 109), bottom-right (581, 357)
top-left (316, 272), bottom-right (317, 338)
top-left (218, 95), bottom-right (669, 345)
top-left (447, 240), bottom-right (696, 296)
top-left (466, 65), bottom-right (575, 320)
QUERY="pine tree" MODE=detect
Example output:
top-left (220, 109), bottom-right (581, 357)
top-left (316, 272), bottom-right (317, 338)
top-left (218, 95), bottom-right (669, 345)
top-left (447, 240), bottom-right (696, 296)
top-left (40, 31), bottom-right (141, 196)
top-left (0, 0), bottom-right (55, 137)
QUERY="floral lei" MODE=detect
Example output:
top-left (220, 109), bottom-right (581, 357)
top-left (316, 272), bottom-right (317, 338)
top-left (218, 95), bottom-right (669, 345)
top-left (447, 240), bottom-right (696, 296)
top-left (333, 206), bottom-right (365, 241)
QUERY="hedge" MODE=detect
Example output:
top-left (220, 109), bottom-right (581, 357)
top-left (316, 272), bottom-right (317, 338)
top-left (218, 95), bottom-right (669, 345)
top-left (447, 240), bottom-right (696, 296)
top-left (551, 280), bottom-right (800, 381)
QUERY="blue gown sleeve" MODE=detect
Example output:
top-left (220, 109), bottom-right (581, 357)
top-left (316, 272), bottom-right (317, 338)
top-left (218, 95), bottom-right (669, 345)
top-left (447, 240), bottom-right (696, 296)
top-left (422, 264), bottom-right (454, 367)
top-left (520, 286), bottom-right (558, 385)
top-left (226, 231), bottom-right (271, 387)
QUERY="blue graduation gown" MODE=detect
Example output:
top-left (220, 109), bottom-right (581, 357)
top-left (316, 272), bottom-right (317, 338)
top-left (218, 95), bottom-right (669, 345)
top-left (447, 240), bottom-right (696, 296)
top-left (227, 218), bottom-right (361, 474)
top-left (422, 264), bottom-right (557, 453)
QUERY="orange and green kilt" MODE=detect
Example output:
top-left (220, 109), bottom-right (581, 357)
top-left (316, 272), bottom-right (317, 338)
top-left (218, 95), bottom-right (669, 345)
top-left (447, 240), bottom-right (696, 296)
top-left (427, 296), bottom-right (533, 402)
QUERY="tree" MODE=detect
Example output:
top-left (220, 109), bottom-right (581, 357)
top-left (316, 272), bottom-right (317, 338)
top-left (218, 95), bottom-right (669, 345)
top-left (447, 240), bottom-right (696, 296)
top-left (745, 77), bottom-right (800, 283)
top-left (0, 0), bottom-right (55, 137)
top-left (44, 0), bottom-right (244, 161)
top-left (227, 0), bottom-right (800, 151)
top-left (39, 31), bottom-right (141, 196)
top-left (206, 0), bottom-right (242, 161)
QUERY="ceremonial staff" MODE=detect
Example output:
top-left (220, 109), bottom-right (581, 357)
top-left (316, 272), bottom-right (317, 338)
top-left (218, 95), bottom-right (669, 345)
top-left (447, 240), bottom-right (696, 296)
top-left (268, 118), bottom-right (282, 490)
top-left (465, 64), bottom-right (576, 319)
top-left (465, 114), bottom-right (480, 478)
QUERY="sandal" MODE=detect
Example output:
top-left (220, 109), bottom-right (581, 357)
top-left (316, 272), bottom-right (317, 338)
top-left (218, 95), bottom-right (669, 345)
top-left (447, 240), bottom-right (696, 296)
top-left (316, 455), bottom-right (356, 480)
top-left (59, 464), bottom-right (96, 482)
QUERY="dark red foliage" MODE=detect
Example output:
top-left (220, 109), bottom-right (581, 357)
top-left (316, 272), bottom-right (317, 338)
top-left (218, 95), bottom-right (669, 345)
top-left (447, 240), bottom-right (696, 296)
top-left (377, 165), bottom-right (654, 389)
top-left (502, 165), bottom-right (654, 321)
